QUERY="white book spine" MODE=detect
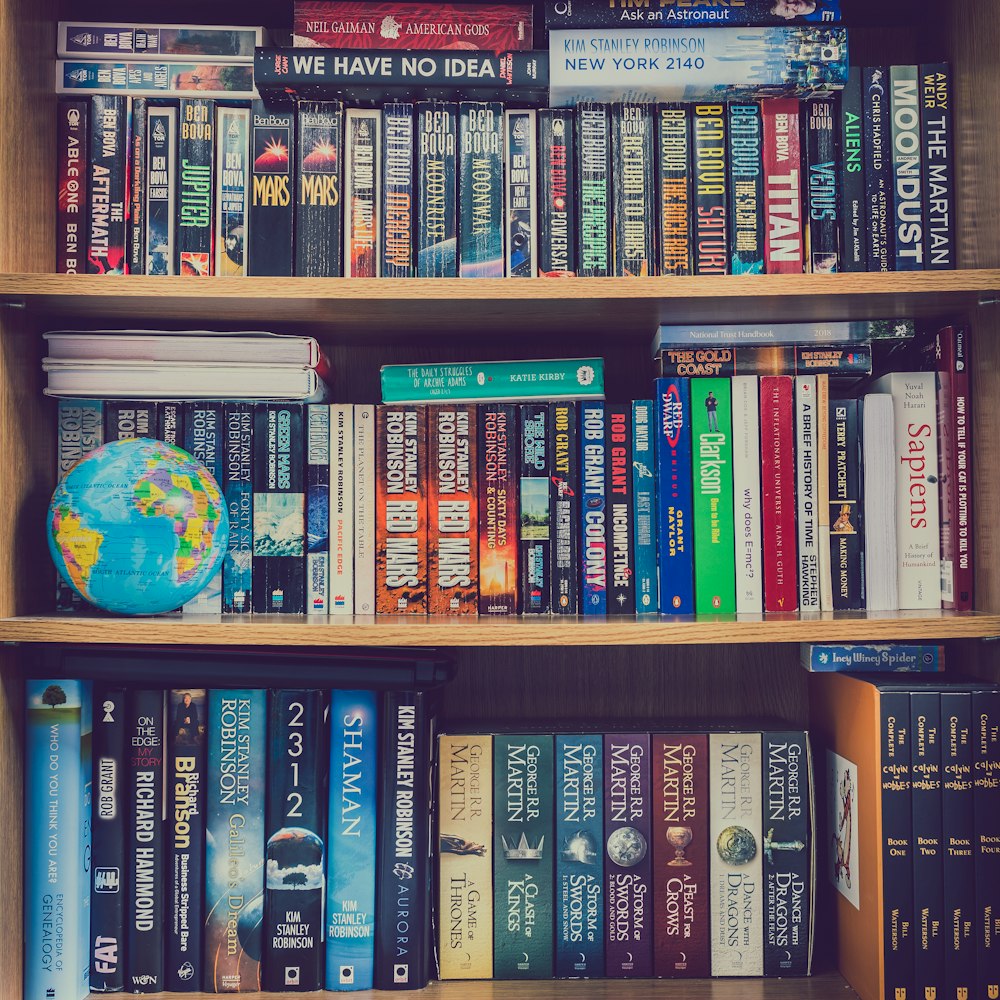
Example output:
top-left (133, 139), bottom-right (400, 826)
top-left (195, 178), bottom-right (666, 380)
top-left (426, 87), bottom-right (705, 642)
top-left (330, 404), bottom-right (354, 615)
top-left (343, 108), bottom-right (382, 278)
top-left (815, 375), bottom-right (833, 611)
top-left (306, 405), bottom-right (331, 614)
top-left (353, 404), bottom-right (376, 615)
top-left (795, 376), bottom-right (820, 609)
top-left (709, 732), bottom-right (764, 976)
top-left (504, 108), bottom-right (538, 278)
top-left (731, 376), bottom-right (762, 613)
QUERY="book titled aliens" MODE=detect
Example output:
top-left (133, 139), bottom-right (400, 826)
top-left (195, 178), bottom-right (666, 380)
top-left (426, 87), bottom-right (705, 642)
top-left (458, 102), bottom-right (504, 277)
top-left (205, 689), bottom-right (266, 993)
top-left (494, 734), bottom-right (554, 979)
top-left (556, 734), bottom-right (604, 978)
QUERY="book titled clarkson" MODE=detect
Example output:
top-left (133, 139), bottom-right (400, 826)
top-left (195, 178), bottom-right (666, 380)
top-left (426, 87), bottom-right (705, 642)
top-left (890, 65), bottom-right (925, 270)
top-left (494, 734), bottom-right (555, 979)
top-left (177, 98), bottom-right (214, 277)
top-left (214, 104), bottom-right (250, 278)
top-left (692, 104), bottom-right (728, 275)
top-left (762, 98), bottom-right (803, 274)
top-left (538, 108), bottom-right (576, 276)
top-left (728, 102), bottom-right (764, 274)
top-left (479, 404), bottom-right (518, 614)
top-left (576, 102), bottom-right (612, 277)
top-left (656, 103), bottom-right (691, 275)
top-left (519, 404), bottom-right (551, 614)
top-left (459, 102), bottom-right (504, 277)
top-left (606, 404), bottom-right (635, 614)
top-left (86, 94), bottom-right (127, 275)
top-left (205, 689), bottom-right (266, 993)
top-left (56, 99), bottom-right (88, 274)
top-left (612, 102), bottom-right (655, 276)
top-left (248, 101), bottom-right (295, 277)
top-left (550, 401), bottom-right (579, 614)
top-left (223, 402), bottom-right (253, 614)
top-left (579, 401), bottom-right (607, 614)
top-left (415, 101), bottom-right (458, 277)
top-left (296, 101), bottom-right (344, 277)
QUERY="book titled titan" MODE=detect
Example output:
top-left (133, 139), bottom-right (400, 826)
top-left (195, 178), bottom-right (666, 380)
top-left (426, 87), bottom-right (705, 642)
top-left (223, 402), bottom-right (253, 614)
top-left (330, 404), bottom-right (355, 615)
top-left (415, 102), bottom-right (457, 277)
top-left (656, 104), bottom-right (691, 275)
top-left (538, 108), bottom-right (576, 276)
top-left (127, 98), bottom-right (147, 275)
top-left (306, 405), bottom-right (331, 614)
top-left (728, 102), bottom-right (764, 274)
top-left (205, 689), bottom-right (266, 993)
top-left (632, 400), bottom-right (657, 613)
top-left (494, 734), bottom-right (555, 979)
top-left (248, 101), bottom-right (295, 277)
top-left (57, 99), bottom-right (88, 273)
top-left (576, 103), bottom-right (612, 277)
top-left (326, 690), bottom-right (378, 990)
top-left (840, 67), bottom-right (865, 271)
top-left (253, 404), bottom-right (306, 614)
top-left (479, 404), bottom-right (518, 614)
top-left (762, 99), bottom-right (803, 274)
top-left (921, 64), bottom-right (954, 269)
top-left (145, 103), bottom-right (177, 275)
top-left (890, 65), bottom-right (925, 270)
top-left (459, 102), bottom-right (504, 277)
top-left (795, 377), bottom-right (820, 610)
top-left (296, 101), bottom-right (344, 277)
top-left (760, 376), bottom-right (798, 612)
top-left (505, 108), bottom-right (538, 277)
top-left (166, 688), bottom-right (207, 992)
top-left (86, 94), bottom-right (127, 275)
top-left (383, 102), bottom-right (415, 277)
top-left (24, 680), bottom-right (92, 1000)
top-left (555, 734), bottom-right (603, 978)
top-left (606, 404), bottom-right (635, 614)
top-left (438, 734), bottom-right (493, 980)
top-left (344, 108), bottom-right (381, 277)
top-left (550, 402), bottom-right (579, 614)
top-left (693, 104), bottom-right (728, 275)
top-left (654, 378), bottom-right (693, 614)
top-left (612, 103), bottom-right (655, 276)
top-left (829, 398), bottom-right (864, 610)
top-left (864, 65), bottom-right (893, 271)
top-left (805, 98), bottom-right (839, 272)
top-left (215, 104), bottom-right (249, 278)
top-left (263, 690), bottom-right (327, 992)
top-left (520, 404), bottom-right (551, 614)
top-left (177, 98), bottom-right (214, 277)
top-left (579, 401), bottom-right (607, 614)
top-left (375, 690), bottom-right (435, 989)
top-left (183, 402), bottom-right (224, 614)
top-left (974, 688), bottom-right (1000, 1000)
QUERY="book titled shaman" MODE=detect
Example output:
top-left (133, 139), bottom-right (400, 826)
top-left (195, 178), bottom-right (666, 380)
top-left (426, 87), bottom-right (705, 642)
top-left (252, 404), bottom-right (306, 614)
top-left (505, 108), bottom-right (538, 277)
top-left (222, 402), bottom-right (253, 614)
top-left (709, 733), bottom-right (763, 976)
top-left (606, 404), bottom-right (635, 614)
top-left (693, 104), bottom-right (727, 274)
top-left (478, 404), bottom-right (518, 614)
top-left (550, 402), bottom-right (579, 614)
top-left (57, 99), bottom-right (88, 273)
top-left (890, 65), bottom-right (924, 269)
top-left (612, 102), bottom-right (655, 276)
top-left (205, 690), bottom-right (266, 992)
top-left (166, 688), bottom-right (207, 992)
top-left (840, 67), bottom-right (865, 271)
top-left (127, 98), bottom-right (147, 275)
top-left (382, 102), bottom-right (415, 277)
top-left (330, 404), bottom-right (355, 615)
top-left (656, 103), bottom-right (691, 275)
top-left (519, 404), bottom-right (550, 614)
top-left (494, 735), bottom-right (555, 979)
top-left (556, 734), bottom-right (603, 978)
top-left (344, 108), bottom-right (381, 277)
top-left (579, 401), bottom-right (607, 614)
top-left (145, 104), bottom-right (177, 274)
top-left (415, 101), bottom-right (457, 277)
top-left (177, 98), bottom-right (214, 277)
top-left (459, 102), bottom-right (504, 277)
top-left (183, 402), bottom-right (224, 614)
top-left (538, 108), bottom-right (576, 275)
top-left (762, 99), bottom-right (803, 273)
top-left (795, 376), bottom-right (820, 610)
top-left (306, 405), bottom-right (331, 614)
top-left (296, 101), bottom-right (344, 277)
top-left (805, 98), bottom-right (839, 272)
top-left (86, 94), bottom-right (127, 275)
top-left (215, 104), bottom-right (249, 277)
top-left (632, 400), bottom-right (657, 613)
top-left (576, 102), bottom-right (612, 276)
top-left (248, 101), bottom-right (295, 277)
top-left (864, 65), bottom-right (893, 271)
top-left (829, 398), bottom-right (864, 610)
top-left (921, 63), bottom-right (954, 269)
top-left (728, 102), bottom-right (764, 274)
top-left (438, 734), bottom-right (493, 980)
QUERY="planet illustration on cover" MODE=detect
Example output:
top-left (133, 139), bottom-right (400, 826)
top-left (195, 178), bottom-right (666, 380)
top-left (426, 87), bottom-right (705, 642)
top-left (48, 437), bottom-right (229, 615)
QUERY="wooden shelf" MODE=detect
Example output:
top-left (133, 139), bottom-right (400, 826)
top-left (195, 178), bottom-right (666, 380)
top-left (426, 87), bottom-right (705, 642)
top-left (1, 610), bottom-right (996, 647)
top-left (1, 271), bottom-right (998, 332)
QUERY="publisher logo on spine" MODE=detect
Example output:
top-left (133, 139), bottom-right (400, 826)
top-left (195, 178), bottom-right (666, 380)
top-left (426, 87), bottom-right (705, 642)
top-left (339, 966), bottom-right (355, 986)
top-left (394, 964), bottom-right (409, 984)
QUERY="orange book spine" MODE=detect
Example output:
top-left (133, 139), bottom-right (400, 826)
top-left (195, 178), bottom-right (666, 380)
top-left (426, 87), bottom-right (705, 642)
top-left (478, 403), bottom-right (518, 615)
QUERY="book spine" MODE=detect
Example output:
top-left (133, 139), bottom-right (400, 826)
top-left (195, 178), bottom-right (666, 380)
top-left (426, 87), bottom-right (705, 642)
top-left (182, 402), bottom-right (224, 614)
top-left (975, 688), bottom-right (1000, 1000)
top-left (376, 404), bottom-right (428, 614)
top-left (731, 375), bottom-right (763, 613)
top-left (632, 400), bottom-right (658, 613)
top-left (760, 376), bottom-right (798, 612)
top-left (438, 734), bottom-right (493, 980)
top-left (550, 402), bottom-right (579, 614)
top-left (382, 102), bottom-right (415, 278)
top-left (60, 60), bottom-right (254, 96)
top-left (343, 108), bottom-right (381, 277)
top-left (222, 402), bottom-right (253, 615)
top-left (604, 734), bottom-right (653, 977)
top-left (841, 67), bottom-right (865, 271)
top-left (518, 404), bottom-right (550, 613)
top-left (263, 690), bottom-right (326, 992)
top-left (415, 102), bottom-right (458, 277)
top-left (505, 108), bottom-right (538, 277)
top-left (458, 102), bottom-right (504, 278)
top-left (176, 98), bottom-right (214, 277)
top-left (580, 401), bottom-right (607, 615)
top-left (828, 397), bottom-right (864, 610)
top-left (252, 404), bottom-right (307, 614)
top-left (307, 405), bottom-right (332, 614)
top-left (248, 100), bottom-right (295, 277)
top-left (815, 374), bottom-right (833, 610)
top-left (538, 108), bottom-right (577, 276)
top-left (656, 103), bottom-right (692, 275)
top-left (57, 99), bottom-right (89, 273)
top-left (606, 404), bottom-right (635, 614)
top-left (864, 65), bottom-right (893, 271)
top-left (657, 318), bottom-right (914, 346)
top-left (654, 378), bottom-right (694, 614)
top-left (330, 404), bottom-right (355, 615)
top-left (165, 688), bottom-right (206, 992)
top-left (921, 63), bottom-right (955, 269)
top-left (709, 732), bottom-right (764, 976)
top-left (612, 102), bottom-right (655, 276)
top-left (656, 343), bottom-right (872, 378)
top-left (145, 103), bottom-right (177, 275)
top-left (795, 376), bottom-right (820, 609)
top-left (802, 643), bottom-right (943, 671)
top-left (494, 735), bottom-right (555, 979)
top-left (478, 403), bottom-right (518, 614)
top-left (576, 103), bottom-right (612, 277)
top-left (652, 733), bottom-right (709, 978)
top-left (87, 94), bottom-right (128, 275)
top-left (927, 329), bottom-right (958, 611)
top-left (762, 98), bottom-right (803, 274)
top-left (295, 101), bottom-right (344, 277)
top-left (762, 731), bottom-right (811, 977)
top-left (127, 97), bottom-right (147, 275)
top-left (326, 690), bottom-right (378, 991)
top-left (126, 689), bottom-right (165, 992)
top-left (693, 104), bottom-right (728, 275)
top-left (952, 325), bottom-right (974, 610)
top-left (58, 22), bottom-right (262, 58)
top-left (555, 734), bottom-right (604, 978)
top-left (728, 102), bottom-right (764, 274)
top-left (91, 685), bottom-right (125, 993)
top-left (214, 103), bottom-right (249, 278)
top-left (543, 0), bottom-right (843, 27)
top-left (157, 401), bottom-right (183, 445)
top-left (105, 399), bottom-right (157, 440)
top-left (805, 97), bottom-right (839, 272)
top-left (353, 405), bottom-right (376, 614)
top-left (890, 65), bottom-right (925, 270)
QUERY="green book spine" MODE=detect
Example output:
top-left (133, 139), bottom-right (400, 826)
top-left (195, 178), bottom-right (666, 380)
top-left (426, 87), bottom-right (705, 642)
top-left (690, 377), bottom-right (736, 613)
top-left (494, 734), bottom-right (554, 979)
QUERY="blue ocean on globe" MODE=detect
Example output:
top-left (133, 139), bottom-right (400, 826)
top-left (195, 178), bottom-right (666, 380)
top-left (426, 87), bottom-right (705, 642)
top-left (48, 437), bottom-right (229, 615)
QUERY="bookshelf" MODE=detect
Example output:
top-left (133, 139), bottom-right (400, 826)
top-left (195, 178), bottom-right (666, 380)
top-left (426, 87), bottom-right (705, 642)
top-left (1, 1), bottom-right (999, 999)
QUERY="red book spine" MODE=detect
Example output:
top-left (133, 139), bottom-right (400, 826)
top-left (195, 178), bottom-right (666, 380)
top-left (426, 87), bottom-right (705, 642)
top-left (760, 376), bottom-right (798, 612)
top-left (376, 404), bottom-right (427, 614)
top-left (57, 100), bottom-right (88, 273)
top-left (762, 99), bottom-right (804, 274)
top-left (652, 734), bottom-right (709, 979)
top-left (952, 325), bottom-right (974, 610)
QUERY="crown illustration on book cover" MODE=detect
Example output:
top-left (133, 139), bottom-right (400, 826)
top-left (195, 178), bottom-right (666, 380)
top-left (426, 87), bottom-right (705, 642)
top-left (501, 832), bottom-right (545, 861)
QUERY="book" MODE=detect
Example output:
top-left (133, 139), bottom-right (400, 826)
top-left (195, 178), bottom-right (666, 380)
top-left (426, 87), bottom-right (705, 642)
top-left (344, 108), bottom-right (381, 277)
top-left (307, 405), bottom-right (332, 614)
top-left (329, 404), bottom-right (354, 615)
top-left (760, 376), bottom-right (798, 612)
top-left (861, 393), bottom-right (897, 611)
top-left (438, 733), bottom-right (494, 979)
top-left (974, 688), bottom-right (1000, 1000)
top-left (383, 102), bottom-right (415, 278)
top-left (544, 0), bottom-right (842, 28)
top-left (57, 22), bottom-right (263, 59)
top-left (248, 102), bottom-right (295, 277)
top-left (127, 98), bottom-right (147, 275)
top-left (762, 98), bottom-right (803, 274)
top-left (654, 319), bottom-right (914, 347)
top-left (829, 398), bottom-right (864, 610)
top-left (479, 403), bottom-right (518, 614)
top-left (105, 399), bottom-right (156, 440)
top-left (459, 102), bottom-right (505, 278)
top-left (57, 60), bottom-right (255, 97)
top-left (353, 404), bottom-right (376, 615)
top-left (177, 98), bottom-right (214, 278)
top-left (222, 402), bottom-right (253, 615)
top-left (840, 67), bottom-right (865, 271)
top-left (296, 101), bottom-right (344, 277)
top-left (144, 103), bottom-right (177, 274)
top-left (728, 102), bottom-right (764, 274)
top-left (656, 343), bottom-right (872, 378)
top-left (805, 97), bottom-right (839, 272)
top-left (693, 104), bottom-right (728, 275)
top-left (612, 102), bottom-right (655, 276)
top-left (57, 99), bottom-right (89, 274)
top-left (538, 108), bottom-right (577, 276)
top-left (505, 108), bottom-right (538, 277)
top-left (576, 103), bottom-right (612, 277)
top-left (921, 63), bottom-right (955, 269)
top-left (550, 402), bottom-right (579, 614)
top-left (326, 690), bottom-right (378, 990)
top-left (795, 376), bottom-right (820, 609)
top-left (731, 375), bottom-right (763, 614)
top-left (215, 104), bottom-right (250, 277)
top-left (86, 94), bottom-right (127, 275)
top-left (182, 402), bottom-right (224, 613)
top-left (415, 101), bottom-right (458, 277)
top-left (606, 405), bottom-right (635, 614)
top-left (656, 104), bottom-right (692, 275)
top-left (519, 404), bottom-right (550, 614)
top-left (801, 643), bottom-right (944, 672)
top-left (816, 374), bottom-right (833, 611)
top-left (890, 65), bottom-right (925, 269)
top-left (631, 400), bottom-right (658, 614)
top-left (864, 65), bottom-right (893, 271)
top-left (580, 401), bottom-right (607, 614)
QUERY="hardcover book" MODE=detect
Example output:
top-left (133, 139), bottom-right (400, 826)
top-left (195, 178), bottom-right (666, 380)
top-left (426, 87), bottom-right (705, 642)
top-left (177, 98), bottom-right (214, 277)
top-left (307, 405), bottom-right (331, 614)
top-left (415, 102), bottom-right (458, 277)
top-left (57, 99), bottom-right (88, 274)
top-left (656, 104), bottom-right (691, 275)
top-left (656, 344), bottom-right (872, 378)
top-left (728, 102), bottom-right (764, 274)
top-left (86, 94), bottom-right (127, 275)
top-left (654, 319), bottom-right (914, 346)
top-left (382, 102), bottom-right (415, 278)
top-left (215, 104), bottom-right (250, 277)
top-left (576, 103), bottom-right (612, 277)
top-left (612, 102), bottom-right (655, 276)
top-left (296, 101), bottom-right (344, 277)
top-left (506, 109), bottom-right (538, 278)
top-left (479, 404), bottom-right (518, 614)
top-left (920, 63), bottom-right (954, 269)
top-left (550, 401), bottom-right (579, 614)
top-left (538, 108), bottom-right (577, 276)
top-left (248, 101), bottom-right (295, 277)
top-left (579, 401), bottom-right (607, 614)
top-left (974, 688), bottom-right (1000, 1000)
top-left (762, 98), bottom-right (803, 274)
top-left (519, 404), bottom-right (551, 614)
top-left (222, 402), bottom-right (253, 615)
top-left (459, 102), bottom-right (505, 278)
top-left (801, 643), bottom-right (944, 672)
top-left (692, 104), bottom-right (728, 275)
top-left (890, 65), bottom-right (924, 270)
top-left (864, 65), bottom-right (893, 271)
top-left (606, 404), bottom-right (635, 614)
top-left (544, 0), bottom-right (842, 28)
top-left (344, 108), bottom-right (381, 277)
top-left (145, 103), bottom-right (177, 275)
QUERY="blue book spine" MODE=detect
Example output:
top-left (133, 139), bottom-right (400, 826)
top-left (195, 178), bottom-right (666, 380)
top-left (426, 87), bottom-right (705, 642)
top-left (415, 102), bottom-right (457, 277)
top-left (223, 402), bottom-right (253, 614)
top-left (326, 690), bottom-right (378, 991)
top-left (801, 643), bottom-right (943, 672)
top-left (579, 401), bottom-right (607, 614)
top-left (458, 102), bottom-right (504, 278)
top-left (25, 679), bottom-right (92, 1000)
top-left (727, 102), bottom-right (764, 274)
top-left (654, 378), bottom-right (694, 614)
top-left (183, 401), bottom-right (224, 613)
top-left (631, 400), bottom-right (658, 613)
top-left (306, 404), bottom-right (331, 614)
top-left (556, 735), bottom-right (604, 978)
top-left (889, 65), bottom-right (924, 270)
top-left (382, 102), bottom-right (415, 278)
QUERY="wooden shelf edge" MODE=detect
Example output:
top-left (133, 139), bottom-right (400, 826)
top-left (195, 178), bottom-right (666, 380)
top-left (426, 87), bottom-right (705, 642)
top-left (1, 610), bottom-right (996, 647)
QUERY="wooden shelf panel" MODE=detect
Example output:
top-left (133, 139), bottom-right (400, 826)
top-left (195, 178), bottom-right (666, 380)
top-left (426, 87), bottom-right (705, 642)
top-left (1, 271), bottom-right (998, 332)
top-left (1, 610), bottom-right (996, 647)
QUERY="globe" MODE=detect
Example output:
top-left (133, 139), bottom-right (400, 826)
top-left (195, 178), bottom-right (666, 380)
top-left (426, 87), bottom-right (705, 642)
top-left (48, 437), bottom-right (229, 615)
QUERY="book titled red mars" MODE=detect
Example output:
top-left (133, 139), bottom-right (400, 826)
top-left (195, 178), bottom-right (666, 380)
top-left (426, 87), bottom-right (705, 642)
top-left (293, 2), bottom-right (533, 52)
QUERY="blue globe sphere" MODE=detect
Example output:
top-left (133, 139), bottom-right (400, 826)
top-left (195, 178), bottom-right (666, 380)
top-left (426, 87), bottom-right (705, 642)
top-left (48, 437), bottom-right (229, 615)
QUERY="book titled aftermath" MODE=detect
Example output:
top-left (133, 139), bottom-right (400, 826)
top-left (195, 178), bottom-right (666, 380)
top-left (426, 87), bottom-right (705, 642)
top-left (890, 65), bottom-right (925, 270)
top-left (544, 0), bottom-right (842, 28)
top-left (306, 405), bottom-right (331, 614)
top-left (606, 404), bottom-right (635, 614)
top-left (87, 94), bottom-right (127, 275)
top-left (383, 103), bottom-right (415, 278)
top-left (656, 343), bottom-right (872, 378)
top-left (829, 398), bottom-right (864, 610)
top-left (345, 108), bottom-right (381, 277)
top-left (415, 102), bottom-right (458, 276)
top-left (762, 99), bottom-right (803, 274)
top-left (145, 103), bottom-right (177, 274)
top-left (612, 103), bottom-right (655, 276)
top-left (805, 98), bottom-right (839, 272)
top-left (57, 60), bottom-right (255, 98)
top-left (249, 102), bottom-right (295, 277)
top-left (253, 404), bottom-right (306, 614)
top-left (479, 403), bottom-right (518, 614)
top-left (57, 100), bottom-right (88, 273)
top-left (127, 98), bottom-right (147, 275)
top-left (921, 63), bottom-right (954, 269)
top-left (577, 103), bottom-right (612, 276)
top-left (215, 104), bottom-right (249, 277)
top-left (330, 404), bottom-right (355, 615)
top-left (183, 402), bottom-right (224, 614)
top-left (538, 108), bottom-right (576, 275)
top-left (520, 404), bottom-right (551, 613)
top-left (459, 102), bottom-right (504, 277)
top-left (550, 401), bottom-right (579, 614)
top-left (693, 104), bottom-right (728, 275)
top-left (760, 376), bottom-right (798, 612)
top-left (632, 400), bottom-right (657, 613)
top-left (840, 67), bottom-right (865, 271)
top-left (728, 102), bottom-right (763, 273)
top-left (223, 402), bottom-right (253, 614)
top-left (494, 734), bottom-right (555, 979)
top-left (864, 65), bottom-right (893, 270)
top-left (580, 401), bottom-right (607, 614)
top-left (505, 108), bottom-right (538, 278)
top-left (296, 101), bottom-right (344, 277)
top-left (656, 104), bottom-right (691, 275)
top-left (176, 98), bottom-right (214, 277)
top-left (57, 22), bottom-right (262, 59)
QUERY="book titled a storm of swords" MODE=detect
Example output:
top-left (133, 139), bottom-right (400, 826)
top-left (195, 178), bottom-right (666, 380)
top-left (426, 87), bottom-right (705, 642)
top-left (606, 404), bottom-right (635, 614)
top-left (57, 99), bottom-right (88, 273)
top-left (145, 103), bottom-right (177, 274)
top-left (223, 402), bottom-right (253, 614)
top-left (459, 102), bottom-right (504, 277)
top-left (87, 94), bottom-right (127, 275)
top-left (576, 102), bottom-right (611, 276)
top-left (215, 104), bottom-right (250, 277)
top-left (478, 403), bottom-right (518, 614)
top-left (538, 108), bottom-right (576, 275)
top-left (382, 102), bottom-right (415, 278)
top-left (805, 97), bottom-right (840, 273)
top-left (612, 102), bottom-right (655, 276)
top-left (415, 101), bottom-right (458, 277)
top-left (728, 102), bottom-right (764, 274)
top-left (519, 404), bottom-right (550, 613)
top-left (176, 98), bottom-right (214, 277)
top-left (550, 401), bottom-right (579, 614)
top-left (296, 101), bottom-right (344, 277)
top-left (127, 97), bottom-right (147, 275)
top-left (248, 101), bottom-right (294, 276)
top-left (693, 104), bottom-right (728, 275)
top-left (656, 103), bottom-right (691, 275)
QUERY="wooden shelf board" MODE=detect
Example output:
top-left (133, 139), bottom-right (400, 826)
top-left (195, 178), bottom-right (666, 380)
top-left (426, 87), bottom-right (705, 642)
top-left (1, 610), bottom-right (996, 647)
top-left (2, 271), bottom-right (998, 332)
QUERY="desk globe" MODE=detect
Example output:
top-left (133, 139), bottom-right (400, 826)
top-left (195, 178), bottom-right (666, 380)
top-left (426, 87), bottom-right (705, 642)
top-left (48, 437), bottom-right (229, 615)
